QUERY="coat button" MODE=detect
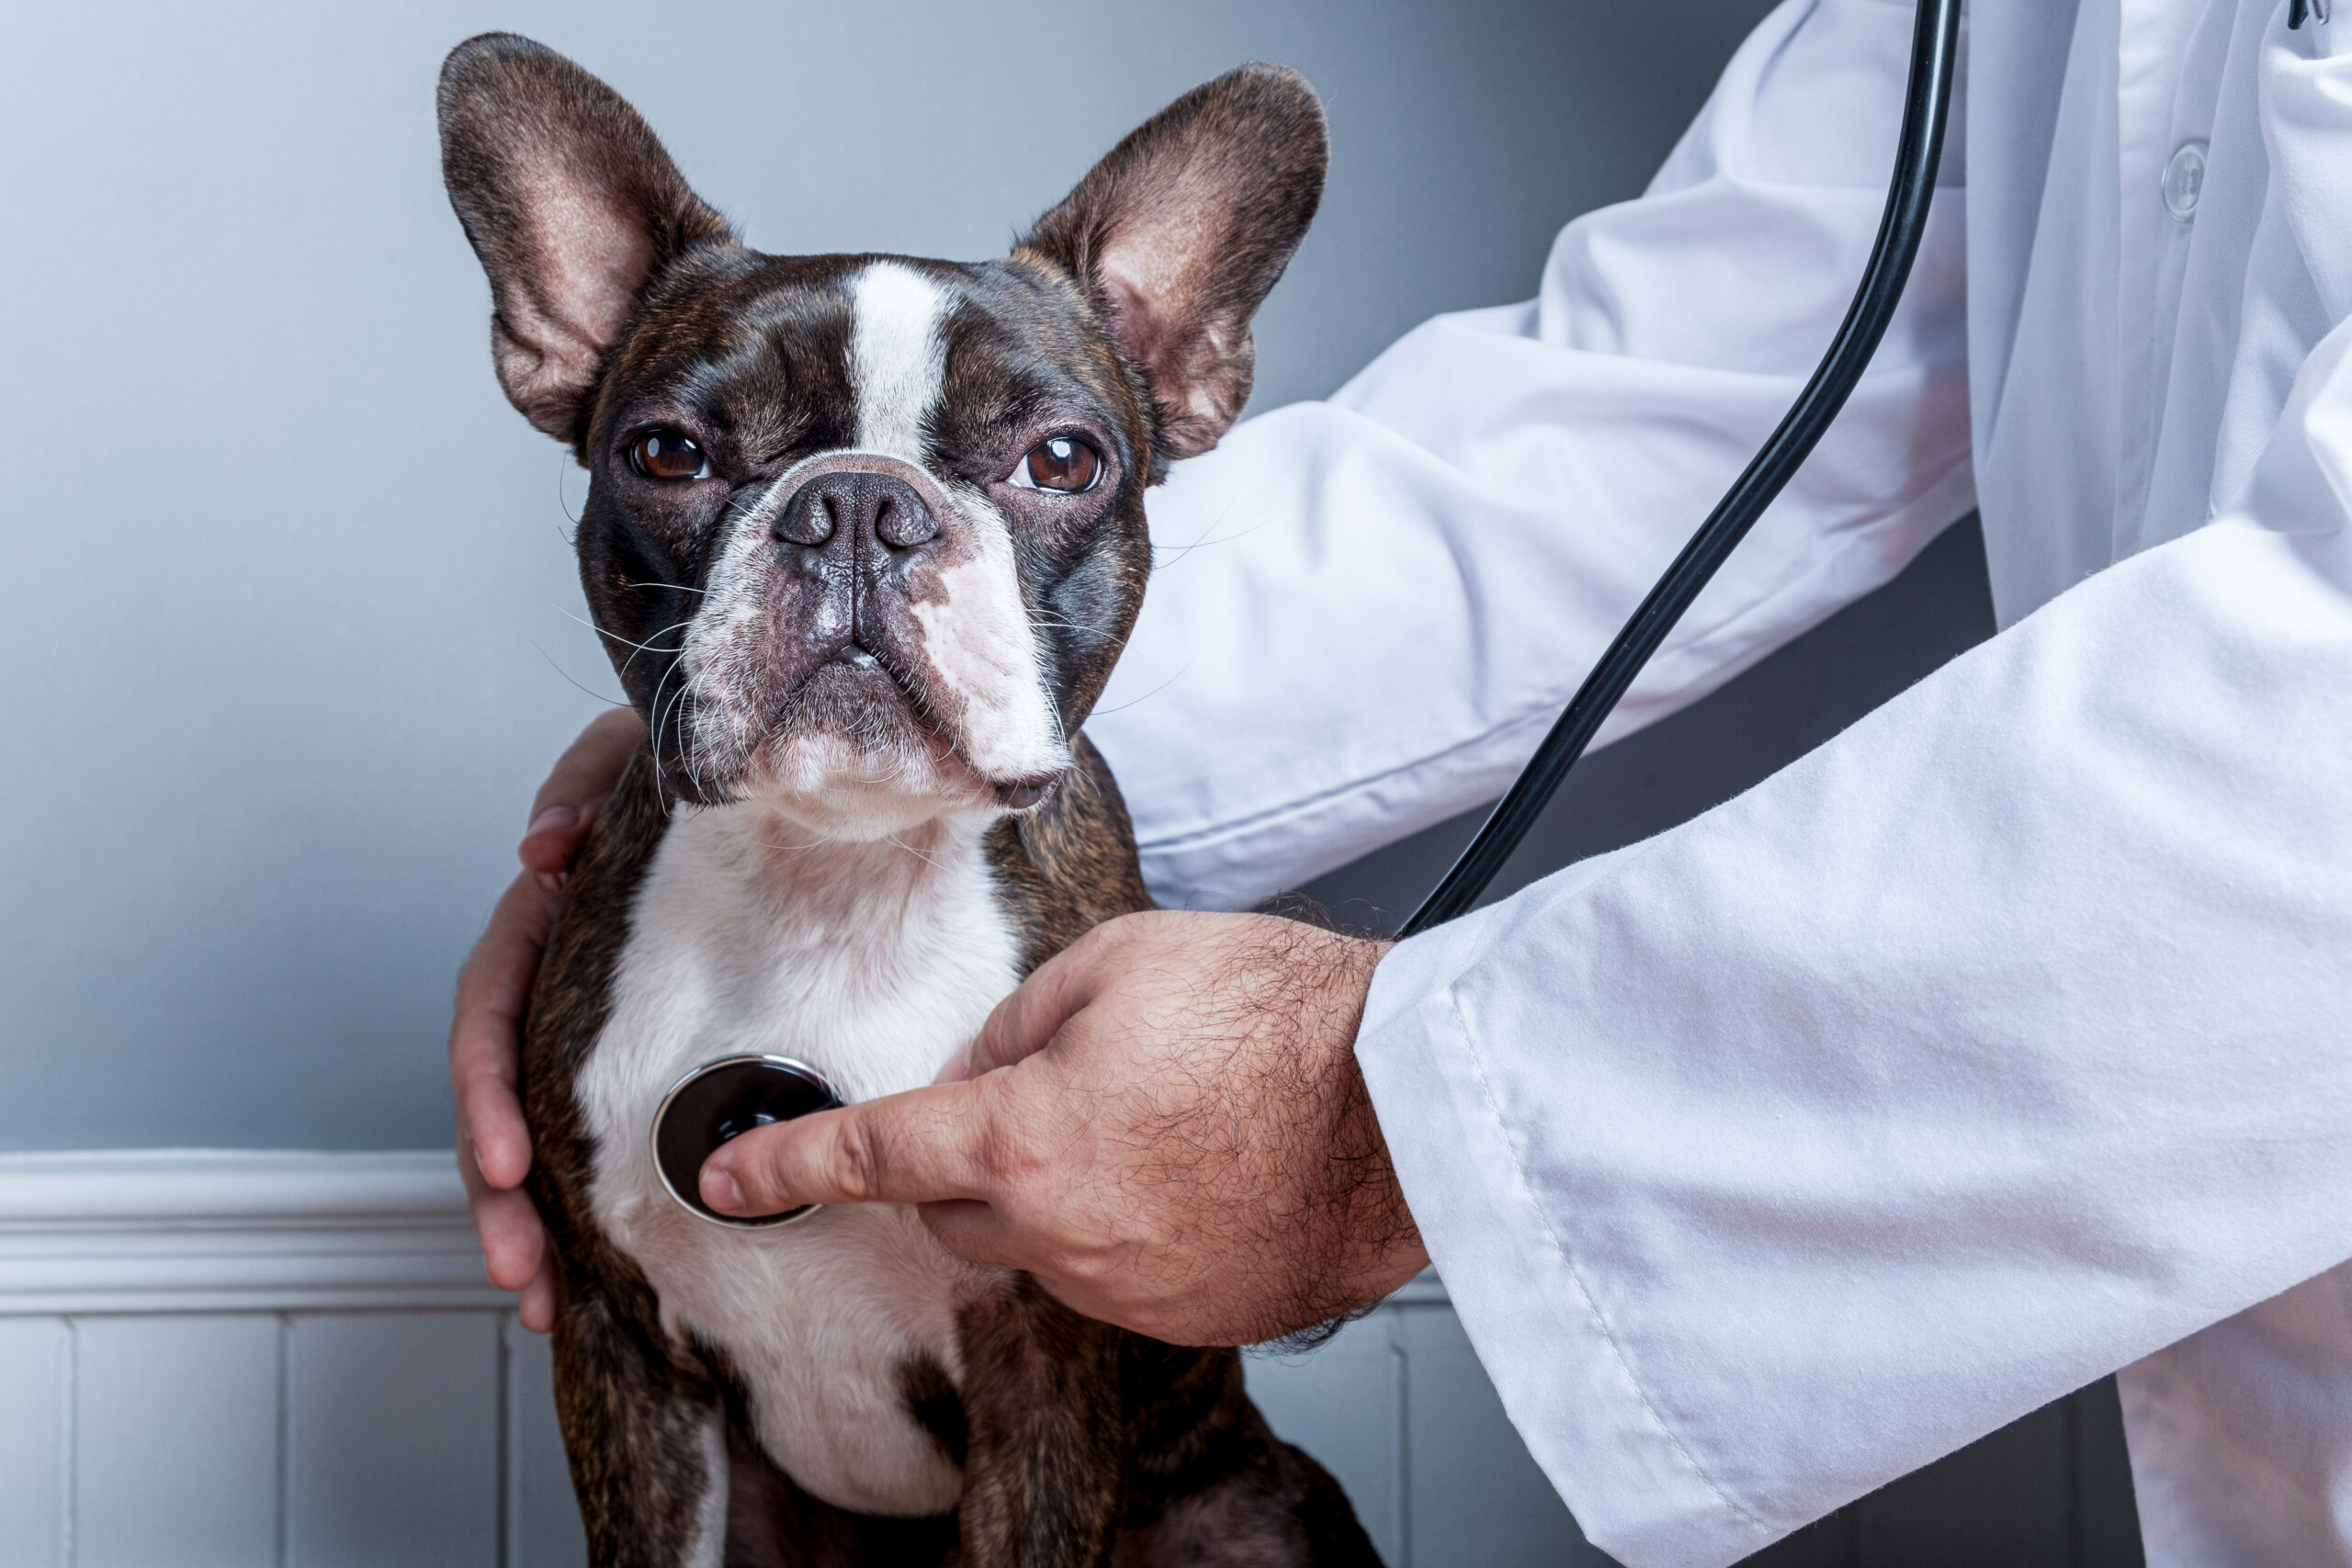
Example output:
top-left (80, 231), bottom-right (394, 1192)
top-left (2163, 140), bottom-right (2209, 220)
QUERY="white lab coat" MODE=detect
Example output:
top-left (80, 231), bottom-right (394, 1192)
top-left (1085, 1), bottom-right (2352, 1564)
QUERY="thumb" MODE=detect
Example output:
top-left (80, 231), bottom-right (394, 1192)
top-left (939, 921), bottom-right (1122, 1084)
top-left (701, 1081), bottom-right (1000, 1216)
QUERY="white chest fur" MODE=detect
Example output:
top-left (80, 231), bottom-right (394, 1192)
top-left (575, 804), bottom-right (1022, 1517)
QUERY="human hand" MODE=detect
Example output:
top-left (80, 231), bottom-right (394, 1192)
top-left (450, 708), bottom-right (642, 1331)
top-left (699, 910), bottom-right (1429, 1346)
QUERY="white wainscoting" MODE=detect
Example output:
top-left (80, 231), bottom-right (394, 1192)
top-left (0, 1150), bottom-right (1596, 1567)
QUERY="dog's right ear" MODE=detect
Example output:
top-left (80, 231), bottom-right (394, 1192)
top-left (437, 34), bottom-right (733, 446)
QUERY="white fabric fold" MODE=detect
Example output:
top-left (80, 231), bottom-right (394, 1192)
top-left (1085, 1), bottom-right (2352, 1562)
top-left (1091, 0), bottom-right (1973, 912)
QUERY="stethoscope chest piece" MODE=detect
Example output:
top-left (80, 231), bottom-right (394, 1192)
top-left (650, 1055), bottom-right (843, 1228)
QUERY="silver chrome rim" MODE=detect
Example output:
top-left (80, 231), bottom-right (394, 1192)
top-left (649, 1054), bottom-right (837, 1230)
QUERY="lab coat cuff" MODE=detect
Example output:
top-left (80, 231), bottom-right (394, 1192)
top-left (1356, 907), bottom-right (1780, 1568)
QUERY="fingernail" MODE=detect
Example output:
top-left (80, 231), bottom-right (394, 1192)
top-left (935, 1048), bottom-right (969, 1084)
top-left (526, 807), bottom-right (577, 839)
top-left (701, 1166), bottom-right (746, 1214)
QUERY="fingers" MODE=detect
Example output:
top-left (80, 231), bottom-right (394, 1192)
top-left (449, 874), bottom-right (551, 1310)
top-left (520, 707), bottom-right (643, 876)
top-left (450, 872), bottom-right (557, 1190)
top-left (915, 1199), bottom-right (1024, 1271)
top-left (454, 1009), bottom-right (554, 1328)
top-left (516, 1257), bottom-right (559, 1334)
top-left (448, 713), bottom-right (637, 1332)
top-left (467, 1147), bottom-right (557, 1332)
top-left (947, 916), bottom-right (1128, 1082)
top-left (701, 1083), bottom-right (1002, 1216)
top-left (468, 1168), bottom-right (551, 1292)
top-left (457, 1118), bottom-right (548, 1289)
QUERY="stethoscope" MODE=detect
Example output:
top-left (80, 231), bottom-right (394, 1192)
top-left (652, 1054), bottom-right (842, 1227)
top-left (653, 0), bottom-right (1964, 1229)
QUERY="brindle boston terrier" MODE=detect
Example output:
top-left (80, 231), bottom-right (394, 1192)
top-left (437, 32), bottom-right (1379, 1568)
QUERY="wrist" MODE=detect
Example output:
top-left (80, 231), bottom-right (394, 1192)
top-left (1298, 931), bottom-right (1427, 1323)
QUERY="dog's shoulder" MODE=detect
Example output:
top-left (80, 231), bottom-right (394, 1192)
top-left (986, 733), bottom-right (1155, 976)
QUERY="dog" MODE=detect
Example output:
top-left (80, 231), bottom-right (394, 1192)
top-left (438, 32), bottom-right (1380, 1567)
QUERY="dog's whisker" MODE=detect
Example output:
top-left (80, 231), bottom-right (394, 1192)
top-left (644, 654), bottom-right (694, 819)
top-left (555, 450), bottom-right (584, 532)
top-left (529, 640), bottom-right (631, 709)
top-left (561, 608), bottom-right (695, 659)
top-left (882, 832), bottom-right (950, 873)
top-left (1087, 652), bottom-right (1195, 718)
top-left (1022, 615), bottom-right (1120, 641)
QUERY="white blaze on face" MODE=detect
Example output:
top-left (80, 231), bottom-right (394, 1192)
top-left (848, 264), bottom-right (1068, 785)
top-left (674, 472), bottom-right (790, 780)
top-left (849, 262), bottom-right (951, 462)
top-left (911, 492), bottom-right (1068, 784)
top-left (673, 264), bottom-right (1070, 807)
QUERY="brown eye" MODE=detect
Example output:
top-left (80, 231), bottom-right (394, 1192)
top-left (1013, 434), bottom-right (1102, 493)
top-left (628, 431), bottom-right (709, 481)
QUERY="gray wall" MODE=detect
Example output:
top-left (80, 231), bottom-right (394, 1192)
top-left (2, 8), bottom-right (2148, 1560)
top-left (0, 0), bottom-right (1788, 1151)
top-left (0, 0), bottom-right (1778, 1152)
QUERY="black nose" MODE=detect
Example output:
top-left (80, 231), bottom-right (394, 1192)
top-left (775, 470), bottom-right (939, 551)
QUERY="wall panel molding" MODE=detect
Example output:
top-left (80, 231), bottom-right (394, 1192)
top-left (0, 1150), bottom-right (509, 1315)
top-left (0, 1149), bottom-right (1584, 1567)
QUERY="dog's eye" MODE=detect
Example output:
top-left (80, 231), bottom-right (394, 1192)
top-left (628, 431), bottom-right (710, 482)
top-left (1012, 435), bottom-right (1102, 494)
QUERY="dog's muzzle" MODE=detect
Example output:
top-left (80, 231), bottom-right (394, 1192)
top-left (651, 1055), bottom-right (843, 1228)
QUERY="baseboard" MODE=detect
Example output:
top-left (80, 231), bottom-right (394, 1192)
top-left (0, 1148), bottom-right (1524, 1568)
top-left (0, 1146), bottom-right (1448, 1317)
top-left (0, 1148), bottom-right (510, 1314)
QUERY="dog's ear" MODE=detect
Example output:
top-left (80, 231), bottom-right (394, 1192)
top-left (437, 33), bottom-right (734, 445)
top-left (1021, 64), bottom-right (1327, 462)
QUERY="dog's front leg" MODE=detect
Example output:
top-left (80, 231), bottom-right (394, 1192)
top-left (552, 1281), bottom-right (731, 1568)
top-left (956, 1273), bottom-right (1127, 1567)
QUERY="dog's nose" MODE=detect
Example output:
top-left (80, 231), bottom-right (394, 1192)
top-left (774, 470), bottom-right (939, 551)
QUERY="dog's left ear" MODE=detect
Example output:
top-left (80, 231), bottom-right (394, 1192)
top-left (1021, 64), bottom-right (1327, 462)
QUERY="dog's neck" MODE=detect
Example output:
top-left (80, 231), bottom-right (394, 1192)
top-left (711, 796), bottom-right (1001, 923)
top-left (618, 796), bottom-right (1020, 1106)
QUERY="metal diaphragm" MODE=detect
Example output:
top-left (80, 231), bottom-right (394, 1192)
top-left (650, 1055), bottom-right (843, 1228)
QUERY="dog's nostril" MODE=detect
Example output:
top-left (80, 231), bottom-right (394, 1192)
top-left (774, 469), bottom-right (938, 553)
top-left (775, 491), bottom-right (836, 547)
top-left (874, 494), bottom-right (939, 550)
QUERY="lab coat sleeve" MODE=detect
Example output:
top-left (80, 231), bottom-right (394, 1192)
top-left (1353, 313), bottom-right (2352, 1567)
top-left (1086, 0), bottom-right (1973, 913)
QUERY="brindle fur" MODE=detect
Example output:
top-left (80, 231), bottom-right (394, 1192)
top-left (527, 750), bottom-right (1380, 1563)
top-left (986, 738), bottom-right (1156, 973)
top-left (451, 30), bottom-right (1380, 1566)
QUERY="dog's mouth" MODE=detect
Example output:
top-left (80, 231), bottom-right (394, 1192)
top-left (650, 449), bottom-right (1073, 817)
top-left (661, 633), bottom-right (1056, 813)
top-left (815, 630), bottom-right (936, 735)
top-left (822, 636), bottom-right (1059, 809)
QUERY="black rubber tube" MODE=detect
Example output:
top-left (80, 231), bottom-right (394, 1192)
top-left (1396, 0), bottom-right (1963, 938)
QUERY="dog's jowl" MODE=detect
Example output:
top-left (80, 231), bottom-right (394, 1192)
top-left (438, 32), bottom-right (1377, 1568)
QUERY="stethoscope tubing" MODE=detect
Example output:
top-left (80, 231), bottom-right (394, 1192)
top-left (648, 1), bottom-right (1962, 1223)
top-left (1397, 0), bottom-right (1964, 937)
